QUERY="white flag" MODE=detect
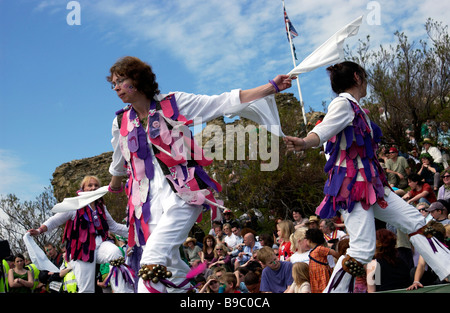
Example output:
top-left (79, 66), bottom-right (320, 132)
top-left (51, 185), bottom-right (109, 213)
top-left (23, 233), bottom-right (60, 272)
top-left (288, 16), bottom-right (363, 77)
top-left (226, 94), bottom-right (285, 137)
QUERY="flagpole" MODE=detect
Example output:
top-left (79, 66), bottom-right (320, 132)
top-left (282, 0), bottom-right (307, 126)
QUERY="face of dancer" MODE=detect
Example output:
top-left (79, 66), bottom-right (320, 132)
top-left (83, 178), bottom-right (100, 192)
top-left (111, 73), bottom-right (139, 103)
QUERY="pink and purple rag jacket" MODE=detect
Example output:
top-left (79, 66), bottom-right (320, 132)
top-left (315, 99), bottom-right (390, 219)
top-left (63, 201), bottom-right (109, 263)
top-left (116, 94), bottom-right (222, 248)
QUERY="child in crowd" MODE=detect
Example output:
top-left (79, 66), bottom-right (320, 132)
top-left (277, 220), bottom-right (295, 261)
top-left (219, 272), bottom-right (241, 293)
top-left (305, 228), bottom-right (339, 293)
top-left (286, 262), bottom-right (311, 293)
top-left (289, 227), bottom-right (310, 263)
top-left (257, 246), bottom-right (293, 293)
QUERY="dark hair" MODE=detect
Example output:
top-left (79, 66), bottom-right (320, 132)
top-left (326, 61), bottom-right (367, 94)
top-left (305, 228), bottom-right (326, 245)
top-left (107, 56), bottom-right (160, 99)
top-left (408, 173), bottom-right (424, 185)
top-left (258, 233), bottom-right (274, 247)
top-left (15, 253), bottom-right (25, 261)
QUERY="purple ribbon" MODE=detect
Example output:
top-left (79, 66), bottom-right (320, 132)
top-left (104, 264), bottom-right (136, 289)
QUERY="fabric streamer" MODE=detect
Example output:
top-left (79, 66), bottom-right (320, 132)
top-left (51, 186), bottom-right (109, 213)
top-left (23, 232), bottom-right (60, 272)
top-left (226, 94), bottom-right (285, 137)
top-left (288, 16), bottom-right (363, 77)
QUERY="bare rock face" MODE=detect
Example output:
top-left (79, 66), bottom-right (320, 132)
top-left (51, 152), bottom-right (128, 221)
top-left (51, 152), bottom-right (114, 201)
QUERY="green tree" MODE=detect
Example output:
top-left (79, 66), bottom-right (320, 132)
top-left (348, 19), bottom-right (450, 151)
top-left (0, 186), bottom-right (61, 255)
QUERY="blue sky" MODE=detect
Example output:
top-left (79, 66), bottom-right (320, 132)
top-left (1, 0), bottom-right (449, 201)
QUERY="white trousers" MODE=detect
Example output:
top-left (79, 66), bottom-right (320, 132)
top-left (325, 190), bottom-right (450, 292)
top-left (70, 236), bottom-right (134, 293)
top-left (137, 203), bottom-right (203, 293)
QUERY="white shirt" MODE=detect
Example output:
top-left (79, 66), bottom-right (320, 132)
top-left (224, 233), bottom-right (239, 249)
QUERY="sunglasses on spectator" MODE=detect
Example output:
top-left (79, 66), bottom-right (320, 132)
top-left (443, 175), bottom-right (450, 179)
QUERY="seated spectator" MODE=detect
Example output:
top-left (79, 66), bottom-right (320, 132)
top-left (223, 223), bottom-right (239, 250)
top-left (198, 274), bottom-right (221, 293)
top-left (208, 220), bottom-right (222, 236)
top-left (222, 209), bottom-right (237, 226)
top-left (234, 267), bottom-right (249, 293)
top-left (289, 227), bottom-right (310, 264)
top-left (305, 215), bottom-right (320, 229)
top-left (426, 200), bottom-right (450, 225)
top-left (219, 272), bottom-right (241, 293)
top-left (319, 218), bottom-right (347, 250)
top-left (437, 169), bottom-right (450, 201)
top-left (417, 152), bottom-right (441, 192)
top-left (244, 271), bottom-right (261, 293)
top-left (257, 246), bottom-right (293, 293)
top-left (258, 233), bottom-right (275, 249)
top-left (292, 207), bottom-right (307, 229)
top-left (234, 232), bottom-right (261, 269)
top-left (385, 147), bottom-right (410, 190)
top-left (209, 243), bottom-right (232, 272)
top-left (416, 202), bottom-right (433, 223)
top-left (193, 274), bottom-right (206, 292)
top-left (286, 262), bottom-right (311, 293)
top-left (183, 237), bottom-right (202, 267)
top-left (228, 224), bottom-right (243, 259)
top-left (366, 229), bottom-right (411, 292)
top-left (421, 138), bottom-right (444, 172)
top-left (377, 145), bottom-right (389, 163)
top-left (213, 224), bottom-right (225, 246)
top-left (402, 173), bottom-right (437, 205)
top-left (276, 220), bottom-right (294, 261)
top-left (200, 235), bottom-right (217, 266)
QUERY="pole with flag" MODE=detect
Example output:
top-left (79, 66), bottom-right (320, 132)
top-left (282, 0), bottom-right (307, 126)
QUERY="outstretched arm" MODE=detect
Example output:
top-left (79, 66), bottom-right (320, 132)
top-left (239, 75), bottom-right (294, 103)
top-left (284, 132), bottom-right (321, 152)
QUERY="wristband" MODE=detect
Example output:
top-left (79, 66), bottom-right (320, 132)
top-left (269, 80), bottom-right (280, 93)
top-left (108, 183), bottom-right (124, 194)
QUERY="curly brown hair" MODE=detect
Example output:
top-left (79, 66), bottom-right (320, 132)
top-left (107, 56), bottom-right (160, 99)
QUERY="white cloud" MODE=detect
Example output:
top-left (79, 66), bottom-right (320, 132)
top-left (34, 0), bottom-right (449, 102)
top-left (0, 150), bottom-right (46, 201)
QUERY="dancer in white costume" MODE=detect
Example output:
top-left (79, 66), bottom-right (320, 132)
top-left (106, 56), bottom-right (293, 293)
top-left (29, 176), bottom-right (134, 293)
top-left (284, 61), bottom-right (450, 292)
